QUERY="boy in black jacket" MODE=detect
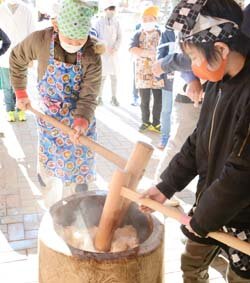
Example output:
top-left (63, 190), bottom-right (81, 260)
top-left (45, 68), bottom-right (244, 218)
top-left (142, 0), bottom-right (250, 281)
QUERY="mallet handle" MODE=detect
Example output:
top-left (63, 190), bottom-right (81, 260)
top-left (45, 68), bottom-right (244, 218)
top-left (121, 187), bottom-right (250, 256)
top-left (27, 105), bottom-right (127, 169)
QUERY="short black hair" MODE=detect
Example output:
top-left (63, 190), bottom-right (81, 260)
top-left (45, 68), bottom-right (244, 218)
top-left (105, 6), bottom-right (116, 11)
top-left (181, 0), bottom-right (250, 64)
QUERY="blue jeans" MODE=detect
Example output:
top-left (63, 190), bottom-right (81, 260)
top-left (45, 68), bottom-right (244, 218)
top-left (0, 67), bottom-right (15, 112)
top-left (132, 63), bottom-right (139, 103)
top-left (160, 90), bottom-right (173, 145)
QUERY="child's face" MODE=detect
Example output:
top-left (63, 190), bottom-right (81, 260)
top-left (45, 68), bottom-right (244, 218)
top-left (184, 43), bottom-right (229, 82)
top-left (142, 15), bottom-right (156, 23)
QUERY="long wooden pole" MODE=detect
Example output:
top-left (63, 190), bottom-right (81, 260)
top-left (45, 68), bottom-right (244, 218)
top-left (95, 142), bottom-right (154, 251)
top-left (27, 105), bottom-right (127, 169)
top-left (120, 187), bottom-right (250, 256)
top-left (94, 170), bottom-right (131, 252)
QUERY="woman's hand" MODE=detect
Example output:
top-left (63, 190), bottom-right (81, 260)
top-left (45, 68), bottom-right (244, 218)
top-left (139, 186), bottom-right (167, 213)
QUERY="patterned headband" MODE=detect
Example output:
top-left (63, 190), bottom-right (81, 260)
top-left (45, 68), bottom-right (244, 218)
top-left (166, 0), bottom-right (239, 43)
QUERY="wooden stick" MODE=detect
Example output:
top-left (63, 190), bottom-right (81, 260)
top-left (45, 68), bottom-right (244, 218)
top-left (27, 105), bottom-right (127, 169)
top-left (117, 142), bottom-right (154, 221)
top-left (94, 170), bottom-right (131, 252)
top-left (95, 143), bottom-right (154, 252)
top-left (120, 187), bottom-right (250, 256)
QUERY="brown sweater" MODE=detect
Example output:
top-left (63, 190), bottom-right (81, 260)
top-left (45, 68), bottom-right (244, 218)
top-left (9, 27), bottom-right (102, 123)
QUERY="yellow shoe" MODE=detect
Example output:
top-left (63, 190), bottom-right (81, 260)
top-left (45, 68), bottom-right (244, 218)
top-left (148, 124), bottom-right (161, 134)
top-left (18, 110), bottom-right (26, 122)
top-left (7, 111), bottom-right (16, 122)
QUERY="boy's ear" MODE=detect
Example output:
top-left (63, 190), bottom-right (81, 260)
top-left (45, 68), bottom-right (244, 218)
top-left (214, 42), bottom-right (230, 59)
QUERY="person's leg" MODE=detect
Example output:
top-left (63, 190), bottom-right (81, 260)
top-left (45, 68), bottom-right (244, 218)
top-left (158, 89), bottom-right (173, 148)
top-left (110, 75), bottom-right (119, 106)
top-left (38, 165), bottom-right (64, 208)
top-left (97, 76), bottom-right (106, 105)
top-left (227, 264), bottom-right (250, 283)
top-left (131, 63), bottom-right (139, 106)
top-left (149, 88), bottom-right (162, 133)
top-left (0, 68), bottom-right (16, 121)
top-left (139, 88), bottom-right (151, 132)
top-left (154, 102), bottom-right (201, 182)
top-left (181, 239), bottom-right (221, 283)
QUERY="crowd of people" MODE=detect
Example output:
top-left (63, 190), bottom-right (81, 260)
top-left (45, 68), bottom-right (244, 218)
top-left (0, 0), bottom-right (250, 282)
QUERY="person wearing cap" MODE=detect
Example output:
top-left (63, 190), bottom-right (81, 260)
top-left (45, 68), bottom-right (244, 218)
top-left (141, 0), bottom-right (250, 281)
top-left (94, 1), bottom-right (121, 106)
top-left (9, 0), bottom-right (102, 207)
top-left (129, 5), bottom-right (163, 133)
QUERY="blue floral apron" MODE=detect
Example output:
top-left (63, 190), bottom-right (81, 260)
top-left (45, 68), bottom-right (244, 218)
top-left (37, 33), bottom-right (96, 185)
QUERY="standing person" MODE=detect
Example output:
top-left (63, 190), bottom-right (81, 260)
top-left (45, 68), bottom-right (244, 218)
top-left (10, 0), bottom-right (102, 207)
top-left (156, 28), bottom-right (175, 149)
top-left (0, 0), bottom-right (35, 122)
top-left (142, 0), bottom-right (250, 281)
top-left (129, 5), bottom-right (163, 133)
top-left (94, 0), bottom-right (121, 106)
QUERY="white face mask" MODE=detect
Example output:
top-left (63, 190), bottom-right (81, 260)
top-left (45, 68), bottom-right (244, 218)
top-left (106, 11), bottom-right (115, 19)
top-left (141, 22), bottom-right (156, 32)
top-left (60, 41), bottom-right (83, 54)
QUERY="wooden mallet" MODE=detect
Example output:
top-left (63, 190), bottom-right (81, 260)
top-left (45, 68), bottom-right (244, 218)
top-left (95, 169), bottom-right (250, 256)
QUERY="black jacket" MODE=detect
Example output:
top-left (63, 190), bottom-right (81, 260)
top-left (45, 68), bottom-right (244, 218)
top-left (157, 56), bottom-right (250, 238)
top-left (0, 29), bottom-right (11, 56)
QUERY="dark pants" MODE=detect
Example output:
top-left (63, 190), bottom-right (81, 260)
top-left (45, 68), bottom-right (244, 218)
top-left (181, 239), bottom-right (249, 283)
top-left (139, 88), bottom-right (162, 126)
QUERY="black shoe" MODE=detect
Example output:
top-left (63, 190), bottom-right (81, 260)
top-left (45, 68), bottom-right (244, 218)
top-left (139, 123), bottom-right (151, 132)
top-left (110, 97), bottom-right (119, 106)
top-left (75, 183), bottom-right (88, 193)
top-left (38, 173), bottom-right (46, 187)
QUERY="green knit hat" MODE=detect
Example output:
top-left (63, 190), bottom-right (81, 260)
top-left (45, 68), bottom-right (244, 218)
top-left (58, 0), bottom-right (98, 39)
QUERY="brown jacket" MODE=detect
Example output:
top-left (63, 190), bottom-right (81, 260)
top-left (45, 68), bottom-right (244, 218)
top-left (9, 27), bottom-right (103, 122)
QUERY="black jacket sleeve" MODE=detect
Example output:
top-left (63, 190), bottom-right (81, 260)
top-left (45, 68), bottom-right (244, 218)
top-left (156, 128), bottom-right (198, 199)
top-left (0, 29), bottom-right (11, 56)
top-left (191, 115), bottom-right (250, 237)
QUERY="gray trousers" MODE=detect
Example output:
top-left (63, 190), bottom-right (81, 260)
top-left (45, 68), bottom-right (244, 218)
top-left (182, 239), bottom-right (249, 283)
top-left (155, 102), bottom-right (201, 182)
top-left (99, 75), bottom-right (117, 98)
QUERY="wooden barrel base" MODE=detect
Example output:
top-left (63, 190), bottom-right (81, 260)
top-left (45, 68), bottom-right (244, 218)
top-left (39, 191), bottom-right (164, 283)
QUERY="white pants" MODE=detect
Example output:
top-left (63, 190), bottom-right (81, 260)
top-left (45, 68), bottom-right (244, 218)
top-left (38, 165), bottom-right (77, 208)
top-left (155, 102), bottom-right (201, 182)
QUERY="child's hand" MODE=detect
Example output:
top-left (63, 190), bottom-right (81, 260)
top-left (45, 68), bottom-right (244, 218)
top-left (185, 79), bottom-right (203, 107)
top-left (70, 125), bottom-right (86, 145)
top-left (16, 97), bottom-right (31, 111)
top-left (139, 186), bottom-right (167, 214)
top-left (142, 49), bottom-right (156, 58)
top-left (152, 59), bottom-right (164, 77)
top-left (71, 118), bottom-right (89, 145)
